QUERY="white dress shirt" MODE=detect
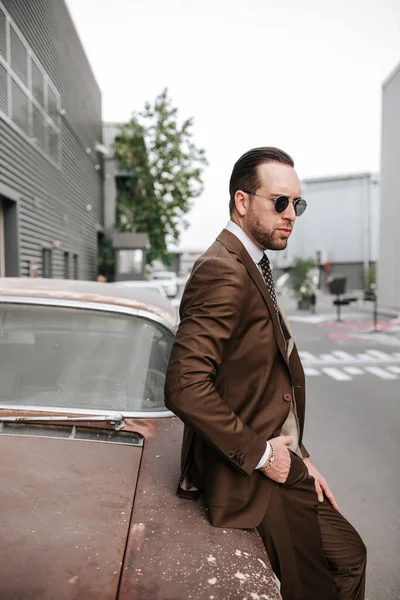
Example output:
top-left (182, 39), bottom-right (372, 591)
top-left (225, 221), bottom-right (271, 469)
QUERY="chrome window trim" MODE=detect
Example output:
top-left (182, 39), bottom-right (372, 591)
top-left (0, 404), bottom-right (175, 420)
top-left (0, 423), bottom-right (145, 446)
top-left (0, 295), bottom-right (176, 334)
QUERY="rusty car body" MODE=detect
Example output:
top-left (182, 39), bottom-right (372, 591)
top-left (0, 278), bottom-right (281, 600)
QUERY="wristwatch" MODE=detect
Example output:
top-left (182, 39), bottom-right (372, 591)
top-left (260, 444), bottom-right (276, 474)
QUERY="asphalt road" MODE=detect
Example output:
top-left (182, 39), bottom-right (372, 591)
top-left (283, 297), bottom-right (400, 600)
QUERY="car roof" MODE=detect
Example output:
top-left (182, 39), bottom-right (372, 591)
top-left (0, 278), bottom-right (177, 330)
top-left (118, 280), bottom-right (165, 290)
top-left (151, 271), bottom-right (176, 277)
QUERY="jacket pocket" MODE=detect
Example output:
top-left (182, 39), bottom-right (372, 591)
top-left (206, 460), bottom-right (250, 508)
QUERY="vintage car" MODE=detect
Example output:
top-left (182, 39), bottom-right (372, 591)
top-left (0, 278), bottom-right (281, 600)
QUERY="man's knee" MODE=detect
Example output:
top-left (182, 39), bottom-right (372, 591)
top-left (353, 536), bottom-right (367, 572)
top-left (337, 533), bottom-right (367, 579)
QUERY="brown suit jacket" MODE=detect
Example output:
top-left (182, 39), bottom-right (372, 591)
top-left (165, 229), bottom-right (308, 529)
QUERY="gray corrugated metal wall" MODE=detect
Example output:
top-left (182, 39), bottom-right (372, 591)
top-left (378, 63), bottom-right (400, 312)
top-left (0, 0), bottom-right (103, 279)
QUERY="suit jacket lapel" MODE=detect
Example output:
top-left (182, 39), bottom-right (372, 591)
top-left (280, 308), bottom-right (294, 359)
top-left (216, 230), bottom-right (289, 366)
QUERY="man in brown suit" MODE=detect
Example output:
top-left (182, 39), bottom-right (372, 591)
top-left (165, 147), bottom-right (366, 600)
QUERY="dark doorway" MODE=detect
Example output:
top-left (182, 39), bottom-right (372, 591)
top-left (42, 248), bottom-right (53, 278)
top-left (0, 196), bottom-right (19, 276)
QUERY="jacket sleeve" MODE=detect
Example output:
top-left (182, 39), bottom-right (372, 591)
top-left (164, 255), bottom-right (266, 476)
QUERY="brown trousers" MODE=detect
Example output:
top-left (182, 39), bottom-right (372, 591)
top-left (257, 453), bottom-right (366, 600)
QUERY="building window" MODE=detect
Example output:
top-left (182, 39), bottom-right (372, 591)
top-left (0, 7), bottom-right (6, 60)
top-left (0, 3), bottom-right (61, 166)
top-left (73, 254), bottom-right (79, 279)
top-left (118, 249), bottom-right (144, 276)
top-left (11, 77), bottom-right (29, 135)
top-left (42, 248), bottom-right (52, 278)
top-left (63, 252), bottom-right (69, 279)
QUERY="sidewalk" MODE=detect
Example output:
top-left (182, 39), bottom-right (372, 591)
top-left (278, 290), bottom-right (399, 321)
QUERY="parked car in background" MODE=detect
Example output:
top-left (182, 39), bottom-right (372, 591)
top-left (115, 280), bottom-right (176, 323)
top-left (150, 270), bottom-right (178, 297)
top-left (118, 280), bottom-right (168, 297)
top-left (0, 278), bottom-right (280, 600)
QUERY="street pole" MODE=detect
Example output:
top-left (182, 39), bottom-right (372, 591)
top-left (371, 283), bottom-right (378, 332)
top-left (335, 294), bottom-right (342, 322)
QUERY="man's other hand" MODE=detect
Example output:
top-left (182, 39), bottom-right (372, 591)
top-left (303, 458), bottom-right (340, 511)
top-left (261, 435), bottom-right (293, 483)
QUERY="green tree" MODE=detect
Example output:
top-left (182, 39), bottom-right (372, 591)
top-left (97, 234), bottom-right (115, 281)
top-left (113, 89), bottom-right (207, 264)
top-left (289, 258), bottom-right (315, 296)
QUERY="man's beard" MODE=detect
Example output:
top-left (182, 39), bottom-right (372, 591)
top-left (247, 208), bottom-right (289, 251)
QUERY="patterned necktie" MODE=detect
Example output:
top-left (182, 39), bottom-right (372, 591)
top-left (259, 254), bottom-right (279, 316)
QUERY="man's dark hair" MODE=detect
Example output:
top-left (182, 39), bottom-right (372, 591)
top-left (229, 147), bottom-right (294, 214)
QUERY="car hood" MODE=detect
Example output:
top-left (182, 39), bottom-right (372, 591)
top-left (0, 426), bottom-right (142, 600)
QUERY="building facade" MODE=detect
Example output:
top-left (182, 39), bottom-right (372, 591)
top-left (103, 122), bottom-right (121, 233)
top-left (271, 172), bottom-right (380, 291)
top-left (378, 62), bottom-right (400, 313)
top-left (0, 0), bottom-right (103, 279)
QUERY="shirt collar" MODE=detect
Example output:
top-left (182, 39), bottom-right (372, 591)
top-left (225, 220), bottom-right (264, 265)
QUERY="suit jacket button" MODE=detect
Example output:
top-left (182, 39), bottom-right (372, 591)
top-left (283, 393), bottom-right (292, 402)
top-left (228, 450), bottom-right (234, 458)
top-left (239, 459), bottom-right (244, 466)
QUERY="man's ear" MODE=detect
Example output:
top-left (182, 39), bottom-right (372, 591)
top-left (235, 190), bottom-right (249, 217)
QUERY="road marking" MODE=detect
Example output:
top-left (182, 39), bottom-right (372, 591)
top-left (299, 349), bottom-right (400, 366)
top-left (366, 350), bottom-right (396, 361)
top-left (302, 365), bottom-right (400, 380)
top-left (320, 354), bottom-right (337, 362)
top-left (355, 353), bottom-right (375, 362)
top-left (299, 351), bottom-right (320, 363)
top-left (363, 367), bottom-right (398, 380)
top-left (343, 366), bottom-right (364, 375)
top-left (303, 368), bottom-right (320, 376)
top-left (321, 368), bottom-right (352, 381)
top-left (288, 314), bottom-right (361, 323)
top-left (332, 351), bottom-right (357, 361)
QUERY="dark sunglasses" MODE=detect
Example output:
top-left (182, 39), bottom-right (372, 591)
top-left (243, 192), bottom-right (307, 217)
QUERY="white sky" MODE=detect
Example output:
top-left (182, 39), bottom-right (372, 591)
top-left (66, 0), bottom-right (400, 251)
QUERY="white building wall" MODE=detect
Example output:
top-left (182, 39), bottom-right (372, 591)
top-left (271, 173), bottom-right (379, 273)
top-left (378, 63), bottom-right (400, 312)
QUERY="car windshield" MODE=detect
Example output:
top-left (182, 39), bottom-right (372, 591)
top-left (0, 304), bottom-right (174, 413)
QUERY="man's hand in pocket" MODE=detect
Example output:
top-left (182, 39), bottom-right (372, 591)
top-left (260, 436), bottom-right (293, 483)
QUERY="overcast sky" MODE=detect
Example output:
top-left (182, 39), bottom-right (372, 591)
top-left (66, 0), bottom-right (400, 250)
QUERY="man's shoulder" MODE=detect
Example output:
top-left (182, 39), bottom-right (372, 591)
top-left (191, 239), bottom-right (246, 280)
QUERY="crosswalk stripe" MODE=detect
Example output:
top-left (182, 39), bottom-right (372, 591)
top-left (355, 353), bottom-right (375, 362)
top-left (343, 367), bottom-right (364, 375)
top-left (320, 354), bottom-right (337, 362)
top-left (364, 366), bottom-right (398, 380)
top-left (304, 368), bottom-right (320, 376)
top-left (366, 350), bottom-right (395, 361)
top-left (332, 351), bottom-right (357, 361)
top-left (386, 366), bottom-right (400, 375)
top-left (299, 351), bottom-right (319, 363)
top-left (321, 368), bottom-right (352, 381)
